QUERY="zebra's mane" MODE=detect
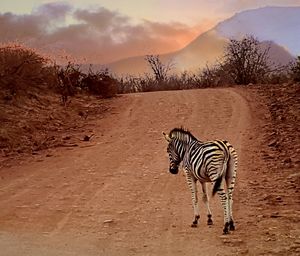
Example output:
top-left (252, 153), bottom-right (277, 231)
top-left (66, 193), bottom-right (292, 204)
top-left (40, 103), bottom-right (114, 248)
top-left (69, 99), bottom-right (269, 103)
top-left (169, 127), bottom-right (198, 141)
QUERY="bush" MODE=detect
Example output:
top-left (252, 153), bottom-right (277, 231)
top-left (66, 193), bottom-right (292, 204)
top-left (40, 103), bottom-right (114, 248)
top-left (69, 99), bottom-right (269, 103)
top-left (0, 43), bottom-right (51, 96)
top-left (199, 64), bottom-right (233, 87)
top-left (291, 56), bottom-right (300, 82)
top-left (55, 62), bottom-right (83, 104)
top-left (81, 69), bottom-right (118, 98)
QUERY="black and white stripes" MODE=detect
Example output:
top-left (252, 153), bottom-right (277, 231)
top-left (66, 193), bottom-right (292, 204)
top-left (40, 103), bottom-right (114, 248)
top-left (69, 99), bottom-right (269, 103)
top-left (163, 128), bottom-right (238, 234)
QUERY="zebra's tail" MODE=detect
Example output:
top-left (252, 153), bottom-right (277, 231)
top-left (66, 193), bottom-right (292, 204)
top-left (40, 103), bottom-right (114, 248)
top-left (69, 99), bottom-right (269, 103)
top-left (212, 175), bottom-right (222, 196)
top-left (212, 144), bottom-right (230, 196)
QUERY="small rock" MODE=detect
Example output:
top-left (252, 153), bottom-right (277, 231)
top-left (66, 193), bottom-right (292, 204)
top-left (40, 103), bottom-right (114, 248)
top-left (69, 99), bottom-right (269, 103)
top-left (238, 248), bottom-right (249, 255)
top-left (222, 238), bottom-right (233, 244)
top-left (83, 134), bottom-right (94, 141)
top-left (288, 172), bottom-right (300, 179)
top-left (270, 212), bottom-right (282, 218)
top-left (103, 219), bottom-right (114, 224)
top-left (268, 140), bottom-right (278, 147)
top-left (263, 195), bottom-right (272, 200)
top-left (265, 153), bottom-right (276, 159)
top-left (62, 136), bottom-right (71, 140)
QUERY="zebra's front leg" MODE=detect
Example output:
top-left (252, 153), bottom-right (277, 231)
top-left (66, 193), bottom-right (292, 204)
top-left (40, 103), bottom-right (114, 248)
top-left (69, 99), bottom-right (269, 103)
top-left (200, 182), bottom-right (213, 225)
top-left (185, 171), bottom-right (200, 227)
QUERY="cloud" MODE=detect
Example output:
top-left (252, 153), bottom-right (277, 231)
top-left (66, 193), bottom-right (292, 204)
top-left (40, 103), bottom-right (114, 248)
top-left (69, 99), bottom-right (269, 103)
top-left (34, 2), bottom-right (72, 19)
top-left (0, 3), bottom-right (203, 64)
top-left (74, 7), bottom-right (129, 31)
top-left (0, 2), bottom-right (72, 42)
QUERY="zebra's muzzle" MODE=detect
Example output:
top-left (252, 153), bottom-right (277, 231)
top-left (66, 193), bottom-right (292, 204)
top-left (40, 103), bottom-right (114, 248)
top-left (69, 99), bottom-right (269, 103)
top-left (169, 166), bottom-right (179, 174)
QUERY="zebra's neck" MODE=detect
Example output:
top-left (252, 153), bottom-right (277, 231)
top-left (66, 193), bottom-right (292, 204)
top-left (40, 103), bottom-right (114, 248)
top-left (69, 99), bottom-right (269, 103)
top-left (174, 137), bottom-right (195, 161)
top-left (169, 128), bottom-right (199, 160)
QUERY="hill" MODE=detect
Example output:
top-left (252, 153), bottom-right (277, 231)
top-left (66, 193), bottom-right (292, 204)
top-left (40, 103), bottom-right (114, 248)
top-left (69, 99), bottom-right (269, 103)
top-left (107, 6), bottom-right (299, 76)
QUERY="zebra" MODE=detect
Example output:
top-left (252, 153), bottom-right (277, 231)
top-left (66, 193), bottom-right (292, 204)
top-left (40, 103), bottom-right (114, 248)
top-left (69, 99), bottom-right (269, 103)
top-left (162, 127), bottom-right (238, 234)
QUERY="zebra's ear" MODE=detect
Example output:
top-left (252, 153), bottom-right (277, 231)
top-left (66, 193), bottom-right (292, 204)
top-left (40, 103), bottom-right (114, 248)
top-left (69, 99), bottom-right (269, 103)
top-left (162, 132), bottom-right (171, 142)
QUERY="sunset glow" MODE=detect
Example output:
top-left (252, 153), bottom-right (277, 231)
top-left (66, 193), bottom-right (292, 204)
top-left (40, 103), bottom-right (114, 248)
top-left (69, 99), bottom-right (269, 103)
top-left (0, 0), bottom-right (300, 64)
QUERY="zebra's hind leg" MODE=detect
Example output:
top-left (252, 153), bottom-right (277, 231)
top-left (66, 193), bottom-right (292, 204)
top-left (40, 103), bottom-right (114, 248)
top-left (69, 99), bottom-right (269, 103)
top-left (227, 142), bottom-right (238, 231)
top-left (216, 182), bottom-right (230, 234)
top-left (228, 187), bottom-right (235, 231)
top-left (226, 156), bottom-right (237, 231)
top-left (201, 182), bottom-right (213, 225)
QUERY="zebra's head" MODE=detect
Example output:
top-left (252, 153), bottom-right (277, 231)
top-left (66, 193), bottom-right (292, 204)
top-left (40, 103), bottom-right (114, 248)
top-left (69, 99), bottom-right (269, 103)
top-left (163, 132), bottom-right (180, 175)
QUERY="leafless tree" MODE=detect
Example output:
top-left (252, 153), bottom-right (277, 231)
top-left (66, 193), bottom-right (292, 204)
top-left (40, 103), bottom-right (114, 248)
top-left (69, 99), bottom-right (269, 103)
top-left (222, 35), bottom-right (272, 84)
top-left (144, 55), bottom-right (173, 82)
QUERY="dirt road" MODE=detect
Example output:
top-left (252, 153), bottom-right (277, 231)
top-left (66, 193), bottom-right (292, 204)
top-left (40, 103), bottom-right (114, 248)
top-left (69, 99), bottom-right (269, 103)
top-left (0, 88), bottom-right (298, 255)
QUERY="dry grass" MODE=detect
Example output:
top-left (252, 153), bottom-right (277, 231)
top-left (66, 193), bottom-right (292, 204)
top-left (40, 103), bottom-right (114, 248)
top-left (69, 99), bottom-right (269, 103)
top-left (0, 44), bottom-right (117, 155)
top-left (0, 91), bottom-right (110, 156)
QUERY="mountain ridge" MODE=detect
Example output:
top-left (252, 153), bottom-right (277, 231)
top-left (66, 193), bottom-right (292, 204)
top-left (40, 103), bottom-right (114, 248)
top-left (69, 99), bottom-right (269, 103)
top-left (106, 6), bottom-right (299, 75)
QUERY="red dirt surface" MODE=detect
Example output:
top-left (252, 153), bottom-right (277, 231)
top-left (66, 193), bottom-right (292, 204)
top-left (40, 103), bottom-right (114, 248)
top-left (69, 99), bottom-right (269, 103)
top-left (0, 92), bottom-right (111, 158)
top-left (0, 86), bottom-right (299, 255)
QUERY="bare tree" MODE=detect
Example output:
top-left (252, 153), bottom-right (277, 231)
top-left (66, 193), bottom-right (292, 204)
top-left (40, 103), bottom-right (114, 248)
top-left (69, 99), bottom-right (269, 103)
top-left (222, 35), bottom-right (272, 84)
top-left (144, 55), bottom-right (173, 82)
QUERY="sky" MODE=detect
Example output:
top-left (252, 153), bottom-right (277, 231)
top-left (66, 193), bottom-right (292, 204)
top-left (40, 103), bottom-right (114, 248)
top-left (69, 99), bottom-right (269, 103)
top-left (0, 0), bottom-right (300, 63)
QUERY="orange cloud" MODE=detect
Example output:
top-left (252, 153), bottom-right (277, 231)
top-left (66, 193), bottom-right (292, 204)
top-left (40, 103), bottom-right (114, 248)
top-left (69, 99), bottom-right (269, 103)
top-left (0, 3), bottom-right (214, 64)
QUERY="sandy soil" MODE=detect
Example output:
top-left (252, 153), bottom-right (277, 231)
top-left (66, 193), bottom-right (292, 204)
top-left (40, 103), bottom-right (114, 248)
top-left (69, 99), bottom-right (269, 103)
top-left (0, 88), bottom-right (299, 255)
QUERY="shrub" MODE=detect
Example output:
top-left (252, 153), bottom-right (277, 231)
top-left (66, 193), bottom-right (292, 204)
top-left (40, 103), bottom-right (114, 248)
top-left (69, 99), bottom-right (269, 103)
top-left (291, 56), bottom-right (300, 82)
top-left (0, 43), bottom-right (50, 96)
top-left (55, 62), bottom-right (83, 104)
top-left (81, 69), bottom-right (118, 98)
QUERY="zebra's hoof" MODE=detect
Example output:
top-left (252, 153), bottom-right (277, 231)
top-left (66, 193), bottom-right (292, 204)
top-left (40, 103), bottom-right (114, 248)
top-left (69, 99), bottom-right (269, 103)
top-left (207, 219), bottom-right (213, 225)
top-left (191, 223), bottom-right (198, 228)
top-left (223, 222), bottom-right (230, 234)
top-left (223, 228), bottom-right (229, 235)
top-left (229, 221), bottom-right (235, 231)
